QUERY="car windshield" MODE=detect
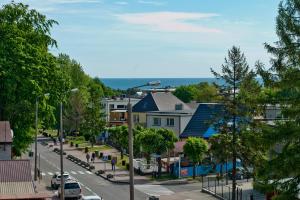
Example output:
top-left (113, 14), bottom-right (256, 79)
top-left (65, 183), bottom-right (80, 189)
top-left (57, 175), bottom-right (69, 179)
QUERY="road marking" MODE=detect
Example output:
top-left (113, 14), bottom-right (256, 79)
top-left (135, 185), bottom-right (174, 196)
top-left (78, 171), bottom-right (85, 174)
top-left (85, 187), bottom-right (92, 192)
top-left (48, 172), bottom-right (54, 176)
top-left (85, 171), bottom-right (93, 174)
top-left (71, 171), bottom-right (77, 174)
top-left (41, 172), bottom-right (46, 176)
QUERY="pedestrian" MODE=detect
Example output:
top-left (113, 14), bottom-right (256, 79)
top-left (111, 158), bottom-right (116, 171)
top-left (91, 152), bottom-right (96, 163)
top-left (86, 153), bottom-right (90, 163)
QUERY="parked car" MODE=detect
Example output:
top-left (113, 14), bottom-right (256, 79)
top-left (51, 172), bottom-right (71, 189)
top-left (228, 167), bottom-right (253, 180)
top-left (58, 180), bottom-right (82, 199)
top-left (82, 195), bottom-right (103, 200)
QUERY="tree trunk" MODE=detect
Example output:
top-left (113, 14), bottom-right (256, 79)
top-left (157, 157), bottom-right (162, 178)
top-left (226, 159), bottom-right (228, 185)
top-left (220, 163), bottom-right (223, 177)
top-left (193, 163), bottom-right (196, 179)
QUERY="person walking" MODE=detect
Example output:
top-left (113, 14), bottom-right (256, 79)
top-left (111, 158), bottom-right (116, 171)
top-left (86, 153), bottom-right (90, 163)
top-left (91, 152), bottom-right (96, 163)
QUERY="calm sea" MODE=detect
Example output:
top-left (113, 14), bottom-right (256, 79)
top-left (101, 78), bottom-right (217, 90)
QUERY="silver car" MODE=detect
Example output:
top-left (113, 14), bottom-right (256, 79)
top-left (58, 180), bottom-right (82, 199)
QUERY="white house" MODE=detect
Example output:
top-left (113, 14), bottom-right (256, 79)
top-left (146, 110), bottom-right (194, 137)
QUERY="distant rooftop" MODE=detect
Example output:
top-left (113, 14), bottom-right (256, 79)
top-left (133, 92), bottom-right (190, 112)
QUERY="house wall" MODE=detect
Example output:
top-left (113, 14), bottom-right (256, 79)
top-left (133, 112), bottom-right (147, 127)
top-left (146, 115), bottom-right (181, 137)
top-left (0, 144), bottom-right (11, 160)
top-left (180, 115), bottom-right (192, 134)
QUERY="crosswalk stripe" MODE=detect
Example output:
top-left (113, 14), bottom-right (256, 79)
top-left (85, 171), bottom-right (92, 174)
top-left (78, 171), bottom-right (84, 174)
top-left (48, 172), bottom-right (54, 175)
top-left (71, 171), bottom-right (77, 174)
top-left (41, 172), bottom-right (46, 176)
top-left (135, 185), bottom-right (174, 196)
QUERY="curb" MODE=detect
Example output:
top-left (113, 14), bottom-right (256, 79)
top-left (97, 173), bottom-right (129, 185)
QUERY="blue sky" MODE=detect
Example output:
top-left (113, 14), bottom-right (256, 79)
top-left (1, 0), bottom-right (280, 78)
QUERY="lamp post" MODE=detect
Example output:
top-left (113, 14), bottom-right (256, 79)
top-left (60, 88), bottom-right (78, 200)
top-left (127, 81), bottom-right (160, 200)
top-left (34, 93), bottom-right (49, 181)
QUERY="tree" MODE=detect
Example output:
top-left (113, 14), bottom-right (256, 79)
top-left (0, 3), bottom-right (70, 155)
top-left (183, 137), bottom-right (208, 179)
top-left (173, 85), bottom-right (196, 103)
top-left (209, 134), bottom-right (231, 183)
top-left (80, 79), bottom-right (106, 147)
top-left (255, 0), bottom-right (300, 198)
top-left (156, 128), bottom-right (178, 175)
top-left (108, 125), bottom-right (128, 159)
top-left (211, 46), bottom-right (261, 200)
top-left (173, 83), bottom-right (219, 103)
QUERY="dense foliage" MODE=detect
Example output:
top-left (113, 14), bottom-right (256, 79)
top-left (211, 46), bottom-right (262, 199)
top-left (0, 3), bottom-right (118, 155)
top-left (173, 82), bottom-right (219, 103)
top-left (255, 0), bottom-right (300, 198)
top-left (183, 137), bottom-right (208, 179)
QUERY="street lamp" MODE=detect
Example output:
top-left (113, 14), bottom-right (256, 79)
top-left (60, 88), bottom-right (78, 200)
top-left (34, 93), bottom-right (50, 181)
top-left (127, 81), bottom-right (160, 200)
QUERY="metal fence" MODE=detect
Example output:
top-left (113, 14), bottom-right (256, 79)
top-left (201, 176), bottom-right (265, 200)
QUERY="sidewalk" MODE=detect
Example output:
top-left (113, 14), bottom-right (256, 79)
top-left (48, 140), bottom-right (150, 184)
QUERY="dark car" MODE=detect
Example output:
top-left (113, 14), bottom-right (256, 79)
top-left (228, 167), bottom-right (253, 180)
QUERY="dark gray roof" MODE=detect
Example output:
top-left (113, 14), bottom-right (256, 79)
top-left (133, 92), bottom-right (190, 112)
top-left (0, 121), bottom-right (12, 143)
top-left (180, 103), bottom-right (224, 138)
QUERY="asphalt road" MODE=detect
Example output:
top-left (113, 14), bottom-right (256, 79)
top-left (29, 138), bottom-right (214, 200)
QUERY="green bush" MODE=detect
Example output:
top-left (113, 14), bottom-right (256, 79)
top-left (83, 133), bottom-right (91, 141)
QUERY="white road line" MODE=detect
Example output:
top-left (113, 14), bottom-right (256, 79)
top-left (48, 172), bottom-right (54, 176)
top-left (85, 187), bottom-right (92, 192)
top-left (135, 185), bottom-right (174, 196)
top-left (41, 172), bottom-right (46, 176)
top-left (78, 171), bottom-right (85, 174)
top-left (85, 171), bottom-right (93, 174)
top-left (71, 171), bottom-right (77, 174)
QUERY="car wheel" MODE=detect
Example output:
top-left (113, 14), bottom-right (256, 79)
top-left (51, 183), bottom-right (54, 188)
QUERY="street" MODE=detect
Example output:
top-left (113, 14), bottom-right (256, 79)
top-left (29, 139), bottom-right (214, 200)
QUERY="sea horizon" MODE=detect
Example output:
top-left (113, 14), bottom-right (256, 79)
top-left (101, 77), bottom-right (218, 90)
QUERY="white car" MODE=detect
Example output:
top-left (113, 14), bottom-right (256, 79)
top-left (58, 180), bottom-right (82, 199)
top-left (82, 195), bottom-right (103, 200)
top-left (51, 172), bottom-right (71, 189)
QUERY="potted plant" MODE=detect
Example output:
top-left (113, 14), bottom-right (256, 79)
top-left (70, 141), bottom-right (74, 147)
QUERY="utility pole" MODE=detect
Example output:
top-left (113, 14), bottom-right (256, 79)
top-left (232, 61), bottom-right (237, 200)
top-left (60, 101), bottom-right (64, 200)
top-left (34, 98), bottom-right (38, 181)
top-left (127, 101), bottom-right (134, 200)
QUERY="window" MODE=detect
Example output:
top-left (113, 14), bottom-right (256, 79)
top-left (117, 105), bottom-right (126, 109)
top-left (153, 118), bottom-right (161, 126)
top-left (133, 114), bottom-right (139, 123)
top-left (167, 118), bottom-right (175, 127)
top-left (109, 104), bottom-right (114, 109)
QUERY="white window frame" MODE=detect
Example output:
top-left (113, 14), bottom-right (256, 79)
top-left (153, 117), bottom-right (161, 126)
top-left (167, 118), bottom-right (175, 127)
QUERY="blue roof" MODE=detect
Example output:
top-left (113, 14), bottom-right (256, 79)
top-left (180, 103), bottom-right (224, 138)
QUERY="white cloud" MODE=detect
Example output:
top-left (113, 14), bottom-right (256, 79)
top-left (116, 12), bottom-right (221, 33)
top-left (115, 1), bottom-right (128, 5)
top-left (137, 0), bottom-right (166, 6)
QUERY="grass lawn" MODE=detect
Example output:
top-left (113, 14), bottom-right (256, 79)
top-left (116, 154), bottom-right (129, 170)
top-left (45, 130), bottom-right (58, 137)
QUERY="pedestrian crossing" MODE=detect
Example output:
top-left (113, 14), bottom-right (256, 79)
top-left (135, 184), bottom-right (174, 196)
top-left (39, 170), bottom-right (94, 176)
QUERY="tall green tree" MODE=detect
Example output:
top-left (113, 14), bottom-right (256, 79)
top-left (108, 125), bottom-right (128, 159)
top-left (211, 46), bottom-right (261, 199)
top-left (255, 0), bottom-right (300, 198)
top-left (183, 137), bottom-right (208, 179)
top-left (0, 3), bottom-right (70, 155)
